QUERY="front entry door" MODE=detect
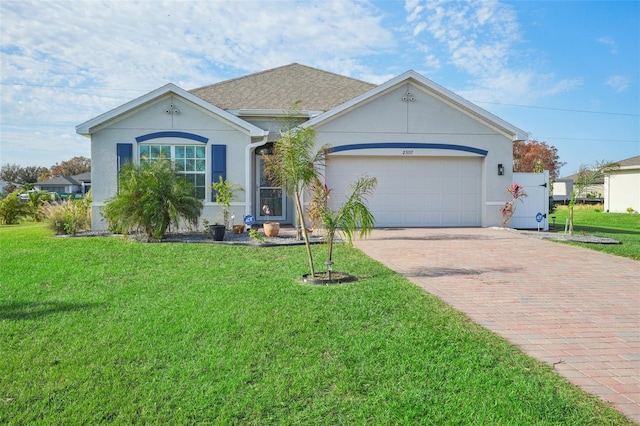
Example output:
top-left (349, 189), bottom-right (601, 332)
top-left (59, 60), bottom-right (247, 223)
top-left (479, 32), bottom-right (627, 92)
top-left (256, 156), bottom-right (286, 222)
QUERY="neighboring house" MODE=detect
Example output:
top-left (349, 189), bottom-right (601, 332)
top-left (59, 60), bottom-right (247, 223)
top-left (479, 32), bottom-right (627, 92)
top-left (604, 155), bottom-right (640, 213)
top-left (553, 172), bottom-right (604, 204)
top-left (35, 172), bottom-right (91, 195)
top-left (76, 63), bottom-right (527, 231)
top-left (552, 178), bottom-right (573, 204)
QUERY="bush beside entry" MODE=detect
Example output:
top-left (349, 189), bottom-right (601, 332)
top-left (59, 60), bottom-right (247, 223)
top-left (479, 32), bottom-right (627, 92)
top-left (102, 159), bottom-right (203, 240)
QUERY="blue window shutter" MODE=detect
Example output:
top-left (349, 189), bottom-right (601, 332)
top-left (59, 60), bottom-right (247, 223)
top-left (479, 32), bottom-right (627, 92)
top-left (211, 144), bottom-right (227, 201)
top-left (116, 143), bottom-right (133, 172)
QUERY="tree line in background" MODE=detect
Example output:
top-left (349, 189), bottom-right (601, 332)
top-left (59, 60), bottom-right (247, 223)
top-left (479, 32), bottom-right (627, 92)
top-left (0, 156), bottom-right (91, 195)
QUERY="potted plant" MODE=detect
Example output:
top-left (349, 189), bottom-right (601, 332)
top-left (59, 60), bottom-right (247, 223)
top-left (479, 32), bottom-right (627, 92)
top-left (210, 177), bottom-right (243, 241)
top-left (262, 204), bottom-right (280, 237)
top-left (210, 223), bottom-right (226, 241)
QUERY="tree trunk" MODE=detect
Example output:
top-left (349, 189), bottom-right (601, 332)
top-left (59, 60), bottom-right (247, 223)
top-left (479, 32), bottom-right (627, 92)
top-left (294, 191), bottom-right (315, 277)
top-left (569, 205), bottom-right (574, 236)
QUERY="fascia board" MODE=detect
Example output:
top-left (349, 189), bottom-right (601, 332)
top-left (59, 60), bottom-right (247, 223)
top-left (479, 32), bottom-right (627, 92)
top-left (617, 164), bottom-right (640, 171)
top-left (76, 83), bottom-right (267, 138)
top-left (303, 70), bottom-right (529, 142)
top-left (228, 109), bottom-right (325, 118)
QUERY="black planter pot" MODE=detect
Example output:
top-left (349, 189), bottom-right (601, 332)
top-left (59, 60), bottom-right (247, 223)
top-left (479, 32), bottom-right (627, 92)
top-left (302, 272), bottom-right (357, 285)
top-left (209, 224), bottom-right (226, 241)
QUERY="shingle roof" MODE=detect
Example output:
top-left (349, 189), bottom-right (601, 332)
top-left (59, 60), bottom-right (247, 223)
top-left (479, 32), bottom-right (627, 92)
top-left (72, 172), bottom-right (91, 182)
top-left (616, 155), bottom-right (640, 167)
top-left (38, 172), bottom-right (91, 186)
top-left (38, 176), bottom-right (79, 186)
top-left (189, 63), bottom-right (376, 112)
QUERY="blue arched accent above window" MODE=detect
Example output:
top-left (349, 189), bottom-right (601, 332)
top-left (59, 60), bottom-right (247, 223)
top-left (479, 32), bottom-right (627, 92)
top-left (326, 142), bottom-right (488, 156)
top-left (135, 131), bottom-right (209, 144)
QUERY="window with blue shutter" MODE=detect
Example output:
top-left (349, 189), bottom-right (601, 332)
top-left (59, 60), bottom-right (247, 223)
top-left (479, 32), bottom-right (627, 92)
top-left (211, 144), bottom-right (227, 201)
top-left (116, 143), bottom-right (133, 173)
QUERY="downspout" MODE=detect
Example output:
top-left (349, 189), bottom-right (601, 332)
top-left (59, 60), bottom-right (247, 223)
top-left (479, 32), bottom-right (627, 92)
top-left (245, 133), bottom-right (269, 219)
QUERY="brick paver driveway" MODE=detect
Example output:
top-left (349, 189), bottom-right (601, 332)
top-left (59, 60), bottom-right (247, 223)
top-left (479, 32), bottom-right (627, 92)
top-left (354, 227), bottom-right (640, 423)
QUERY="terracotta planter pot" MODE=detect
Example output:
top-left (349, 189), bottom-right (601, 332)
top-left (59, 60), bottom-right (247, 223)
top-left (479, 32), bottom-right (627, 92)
top-left (263, 222), bottom-right (280, 237)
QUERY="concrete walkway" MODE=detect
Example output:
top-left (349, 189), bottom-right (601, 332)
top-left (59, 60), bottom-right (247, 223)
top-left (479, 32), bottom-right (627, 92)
top-left (354, 227), bottom-right (640, 424)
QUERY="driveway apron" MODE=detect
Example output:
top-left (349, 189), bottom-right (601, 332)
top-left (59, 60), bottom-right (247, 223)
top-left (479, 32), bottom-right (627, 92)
top-left (354, 227), bottom-right (640, 423)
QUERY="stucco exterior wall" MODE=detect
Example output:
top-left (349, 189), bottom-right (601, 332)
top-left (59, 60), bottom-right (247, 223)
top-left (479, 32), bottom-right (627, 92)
top-left (90, 95), bottom-right (252, 230)
top-left (312, 82), bottom-right (514, 227)
top-left (604, 170), bottom-right (640, 213)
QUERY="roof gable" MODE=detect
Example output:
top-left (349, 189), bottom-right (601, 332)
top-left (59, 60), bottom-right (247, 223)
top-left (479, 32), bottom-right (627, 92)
top-left (76, 84), bottom-right (267, 137)
top-left (303, 70), bottom-right (528, 141)
top-left (189, 63), bottom-right (376, 112)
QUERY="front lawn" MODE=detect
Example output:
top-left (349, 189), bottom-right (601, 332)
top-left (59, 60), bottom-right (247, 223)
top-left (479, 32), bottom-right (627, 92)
top-left (0, 223), bottom-right (632, 424)
top-left (550, 205), bottom-right (640, 260)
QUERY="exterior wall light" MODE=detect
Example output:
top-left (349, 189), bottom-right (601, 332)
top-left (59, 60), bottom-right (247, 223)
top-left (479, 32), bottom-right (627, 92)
top-left (498, 164), bottom-right (505, 176)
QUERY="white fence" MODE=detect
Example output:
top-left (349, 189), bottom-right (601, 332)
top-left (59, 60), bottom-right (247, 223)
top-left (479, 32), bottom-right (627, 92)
top-left (511, 171), bottom-right (550, 231)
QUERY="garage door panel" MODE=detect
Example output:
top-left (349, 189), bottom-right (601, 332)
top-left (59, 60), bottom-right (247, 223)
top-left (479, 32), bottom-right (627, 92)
top-left (326, 156), bottom-right (482, 227)
top-left (460, 193), bottom-right (479, 209)
top-left (424, 179), bottom-right (443, 192)
top-left (404, 211), bottom-right (422, 224)
top-left (384, 193), bottom-right (404, 211)
top-left (424, 211), bottom-right (442, 224)
top-left (442, 193), bottom-right (460, 210)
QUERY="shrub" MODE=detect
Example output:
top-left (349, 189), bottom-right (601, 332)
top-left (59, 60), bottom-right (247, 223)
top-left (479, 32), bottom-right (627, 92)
top-left (41, 194), bottom-right (91, 235)
top-left (0, 192), bottom-right (28, 224)
top-left (102, 160), bottom-right (203, 240)
top-left (25, 190), bottom-right (54, 222)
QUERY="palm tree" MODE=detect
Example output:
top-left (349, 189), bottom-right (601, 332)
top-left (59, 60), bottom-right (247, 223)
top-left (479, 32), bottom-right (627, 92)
top-left (262, 105), bottom-right (326, 277)
top-left (102, 159), bottom-right (203, 240)
top-left (311, 175), bottom-right (377, 279)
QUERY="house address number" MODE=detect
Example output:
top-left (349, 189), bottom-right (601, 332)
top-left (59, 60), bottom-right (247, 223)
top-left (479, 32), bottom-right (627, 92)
top-left (402, 150), bottom-right (414, 155)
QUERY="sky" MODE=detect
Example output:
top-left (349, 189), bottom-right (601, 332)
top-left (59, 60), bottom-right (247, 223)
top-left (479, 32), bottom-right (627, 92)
top-left (1, 0), bottom-right (638, 177)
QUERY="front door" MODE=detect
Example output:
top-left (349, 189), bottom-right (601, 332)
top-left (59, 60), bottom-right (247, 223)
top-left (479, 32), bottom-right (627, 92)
top-left (256, 156), bottom-right (287, 222)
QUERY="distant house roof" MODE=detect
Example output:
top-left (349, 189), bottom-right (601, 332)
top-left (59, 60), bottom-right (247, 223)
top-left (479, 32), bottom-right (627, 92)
top-left (37, 176), bottom-right (79, 186)
top-left (561, 173), bottom-right (605, 184)
top-left (562, 155), bottom-right (640, 181)
top-left (72, 172), bottom-right (91, 182)
top-left (189, 63), bottom-right (376, 112)
top-left (37, 172), bottom-right (91, 187)
top-left (615, 155), bottom-right (640, 168)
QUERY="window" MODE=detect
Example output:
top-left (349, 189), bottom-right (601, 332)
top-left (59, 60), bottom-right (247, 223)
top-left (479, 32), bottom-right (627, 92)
top-left (139, 144), bottom-right (206, 199)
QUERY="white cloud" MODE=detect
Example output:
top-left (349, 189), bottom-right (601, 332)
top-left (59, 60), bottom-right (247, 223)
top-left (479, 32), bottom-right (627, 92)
top-left (597, 36), bottom-right (618, 54)
top-left (401, 0), bottom-right (584, 104)
top-left (543, 77), bottom-right (584, 96)
top-left (0, 0), bottom-right (396, 166)
top-left (605, 75), bottom-right (631, 92)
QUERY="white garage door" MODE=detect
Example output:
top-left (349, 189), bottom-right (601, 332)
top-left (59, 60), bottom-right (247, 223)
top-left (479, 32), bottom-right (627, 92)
top-left (326, 156), bottom-right (482, 227)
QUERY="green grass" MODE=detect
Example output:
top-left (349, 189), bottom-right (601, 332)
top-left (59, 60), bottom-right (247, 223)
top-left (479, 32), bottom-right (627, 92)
top-left (550, 205), bottom-right (640, 260)
top-left (1, 223), bottom-right (633, 425)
